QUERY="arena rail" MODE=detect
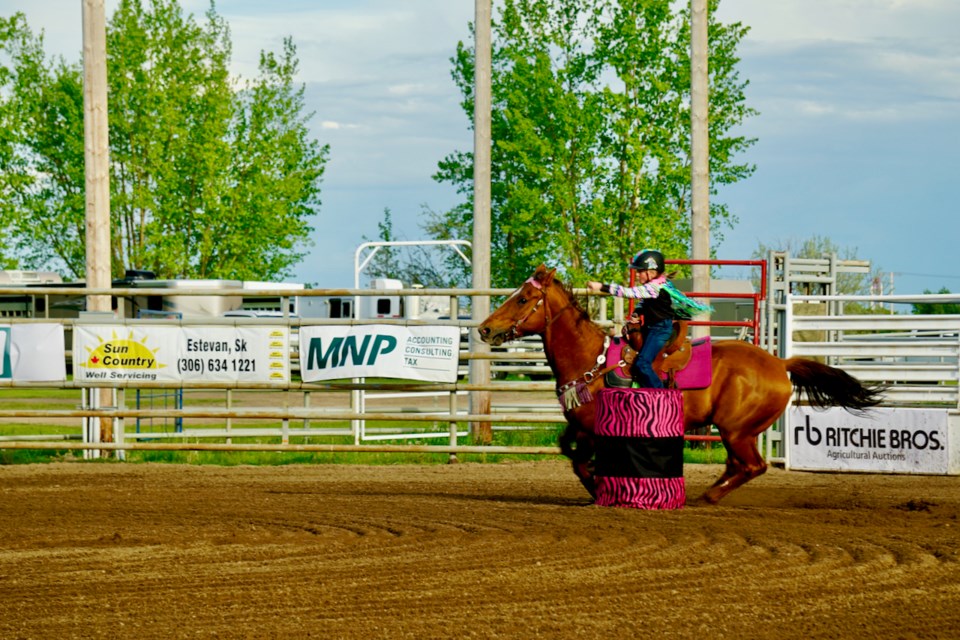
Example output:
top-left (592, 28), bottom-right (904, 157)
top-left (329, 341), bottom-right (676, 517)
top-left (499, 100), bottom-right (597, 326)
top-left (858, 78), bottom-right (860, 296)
top-left (785, 292), bottom-right (960, 410)
top-left (0, 284), bottom-right (564, 457)
top-left (0, 278), bottom-right (780, 453)
top-left (0, 280), bottom-right (764, 456)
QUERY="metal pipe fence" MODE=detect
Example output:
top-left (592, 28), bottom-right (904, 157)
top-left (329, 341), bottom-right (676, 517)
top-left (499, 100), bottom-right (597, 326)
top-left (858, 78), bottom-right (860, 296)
top-left (786, 293), bottom-right (960, 410)
top-left (0, 282), bottom-right (758, 456)
top-left (29, 288), bottom-right (942, 456)
top-left (0, 284), bottom-right (568, 456)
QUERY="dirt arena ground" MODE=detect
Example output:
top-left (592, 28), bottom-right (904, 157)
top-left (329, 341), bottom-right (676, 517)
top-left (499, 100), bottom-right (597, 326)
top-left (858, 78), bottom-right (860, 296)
top-left (0, 461), bottom-right (958, 639)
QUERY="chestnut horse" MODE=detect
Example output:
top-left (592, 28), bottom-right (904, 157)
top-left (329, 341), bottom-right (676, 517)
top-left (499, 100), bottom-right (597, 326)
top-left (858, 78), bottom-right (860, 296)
top-left (477, 265), bottom-right (883, 504)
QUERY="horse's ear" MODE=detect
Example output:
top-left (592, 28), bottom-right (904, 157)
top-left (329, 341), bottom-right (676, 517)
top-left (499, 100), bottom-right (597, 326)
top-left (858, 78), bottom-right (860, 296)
top-left (532, 264), bottom-right (554, 287)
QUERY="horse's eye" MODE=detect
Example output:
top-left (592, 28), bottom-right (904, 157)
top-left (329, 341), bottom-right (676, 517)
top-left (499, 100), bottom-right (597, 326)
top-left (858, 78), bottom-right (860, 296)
top-left (518, 297), bottom-right (527, 304)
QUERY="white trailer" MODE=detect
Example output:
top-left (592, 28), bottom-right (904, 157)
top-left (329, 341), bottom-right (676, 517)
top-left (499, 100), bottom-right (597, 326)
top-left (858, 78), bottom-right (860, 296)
top-left (298, 279), bottom-right (451, 320)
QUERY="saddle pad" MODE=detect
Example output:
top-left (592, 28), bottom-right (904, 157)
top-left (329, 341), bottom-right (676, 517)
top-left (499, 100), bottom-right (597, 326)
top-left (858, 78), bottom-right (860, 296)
top-left (664, 336), bottom-right (712, 389)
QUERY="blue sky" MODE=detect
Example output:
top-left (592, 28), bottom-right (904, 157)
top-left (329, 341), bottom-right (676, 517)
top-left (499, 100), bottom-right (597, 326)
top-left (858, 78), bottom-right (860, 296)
top-left (2, 0), bottom-right (958, 294)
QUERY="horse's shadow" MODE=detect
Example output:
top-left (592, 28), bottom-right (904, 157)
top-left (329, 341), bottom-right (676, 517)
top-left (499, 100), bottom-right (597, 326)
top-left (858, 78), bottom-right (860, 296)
top-left (327, 488), bottom-right (592, 508)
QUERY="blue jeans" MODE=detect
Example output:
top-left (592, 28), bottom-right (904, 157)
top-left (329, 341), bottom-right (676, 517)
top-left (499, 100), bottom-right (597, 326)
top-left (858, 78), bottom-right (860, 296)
top-left (631, 318), bottom-right (672, 389)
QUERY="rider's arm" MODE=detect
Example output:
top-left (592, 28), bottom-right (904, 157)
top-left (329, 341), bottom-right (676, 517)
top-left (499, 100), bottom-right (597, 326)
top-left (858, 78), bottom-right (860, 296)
top-left (607, 280), bottom-right (664, 300)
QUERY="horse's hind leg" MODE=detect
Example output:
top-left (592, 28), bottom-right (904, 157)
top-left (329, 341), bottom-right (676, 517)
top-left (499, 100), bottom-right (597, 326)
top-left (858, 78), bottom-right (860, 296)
top-left (695, 440), bottom-right (742, 499)
top-left (700, 435), bottom-right (767, 504)
top-left (705, 441), bottom-right (738, 489)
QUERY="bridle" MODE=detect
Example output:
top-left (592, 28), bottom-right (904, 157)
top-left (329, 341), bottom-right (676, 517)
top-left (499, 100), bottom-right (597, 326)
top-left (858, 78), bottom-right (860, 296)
top-left (501, 275), bottom-right (626, 411)
top-left (502, 276), bottom-right (575, 343)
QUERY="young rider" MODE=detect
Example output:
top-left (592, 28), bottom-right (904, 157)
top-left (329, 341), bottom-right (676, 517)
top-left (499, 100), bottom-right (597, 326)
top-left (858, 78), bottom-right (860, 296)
top-left (587, 250), bottom-right (711, 389)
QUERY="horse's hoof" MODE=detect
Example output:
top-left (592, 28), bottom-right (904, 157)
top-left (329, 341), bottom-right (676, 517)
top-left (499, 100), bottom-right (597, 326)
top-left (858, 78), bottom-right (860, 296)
top-left (697, 492), bottom-right (722, 505)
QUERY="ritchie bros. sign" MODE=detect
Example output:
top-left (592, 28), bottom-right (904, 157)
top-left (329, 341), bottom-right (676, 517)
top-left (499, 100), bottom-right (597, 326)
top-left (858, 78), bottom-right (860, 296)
top-left (787, 407), bottom-right (949, 474)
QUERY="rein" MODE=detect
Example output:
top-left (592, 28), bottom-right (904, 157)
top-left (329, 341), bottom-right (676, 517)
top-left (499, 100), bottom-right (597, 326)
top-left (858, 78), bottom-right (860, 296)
top-left (503, 295), bottom-right (542, 343)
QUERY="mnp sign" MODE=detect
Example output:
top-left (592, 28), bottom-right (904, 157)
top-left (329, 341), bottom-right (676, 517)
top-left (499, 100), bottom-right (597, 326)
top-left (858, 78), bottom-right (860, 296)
top-left (300, 325), bottom-right (461, 383)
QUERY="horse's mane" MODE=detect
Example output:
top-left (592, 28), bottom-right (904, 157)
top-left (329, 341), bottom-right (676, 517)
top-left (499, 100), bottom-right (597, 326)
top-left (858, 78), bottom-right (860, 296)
top-left (552, 276), bottom-right (596, 326)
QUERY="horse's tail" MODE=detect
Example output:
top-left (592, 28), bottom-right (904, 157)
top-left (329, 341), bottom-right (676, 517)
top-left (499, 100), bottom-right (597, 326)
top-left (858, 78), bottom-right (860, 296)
top-left (785, 358), bottom-right (885, 414)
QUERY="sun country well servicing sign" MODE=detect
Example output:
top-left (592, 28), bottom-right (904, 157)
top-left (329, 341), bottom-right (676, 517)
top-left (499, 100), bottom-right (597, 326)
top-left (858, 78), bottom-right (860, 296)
top-left (787, 407), bottom-right (952, 474)
top-left (73, 325), bottom-right (289, 384)
top-left (299, 325), bottom-right (461, 383)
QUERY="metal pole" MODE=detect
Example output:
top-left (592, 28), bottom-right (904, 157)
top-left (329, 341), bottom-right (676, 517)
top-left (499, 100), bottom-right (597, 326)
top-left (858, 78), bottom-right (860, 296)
top-left (470, 0), bottom-right (493, 442)
top-left (82, 0), bottom-right (114, 444)
top-left (690, 0), bottom-right (710, 339)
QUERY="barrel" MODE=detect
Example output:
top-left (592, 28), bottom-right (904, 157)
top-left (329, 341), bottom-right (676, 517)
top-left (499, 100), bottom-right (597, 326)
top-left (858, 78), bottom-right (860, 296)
top-left (593, 387), bottom-right (685, 509)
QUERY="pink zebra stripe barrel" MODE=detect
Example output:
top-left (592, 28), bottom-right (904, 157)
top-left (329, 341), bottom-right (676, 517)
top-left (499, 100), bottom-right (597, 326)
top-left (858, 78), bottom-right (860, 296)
top-left (593, 388), bottom-right (685, 510)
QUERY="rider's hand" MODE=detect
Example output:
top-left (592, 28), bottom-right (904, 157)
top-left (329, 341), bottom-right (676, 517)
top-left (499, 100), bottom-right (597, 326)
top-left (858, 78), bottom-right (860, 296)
top-left (587, 281), bottom-right (604, 292)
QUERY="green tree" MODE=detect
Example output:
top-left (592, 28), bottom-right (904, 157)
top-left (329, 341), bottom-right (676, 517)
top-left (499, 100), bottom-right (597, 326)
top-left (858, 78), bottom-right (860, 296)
top-left (0, 13), bottom-right (85, 272)
top-left (912, 288), bottom-right (960, 315)
top-left (362, 208), bottom-right (401, 281)
top-left (0, 1), bottom-right (327, 280)
top-left (753, 234), bottom-right (879, 296)
top-left (434, 0), bottom-right (755, 287)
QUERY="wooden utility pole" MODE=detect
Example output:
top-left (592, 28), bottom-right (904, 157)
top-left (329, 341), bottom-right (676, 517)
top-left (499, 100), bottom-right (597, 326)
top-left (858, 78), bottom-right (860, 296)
top-left (690, 0), bottom-right (711, 338)
top-left (470, 0), bottom-right (492, 442)
top-left (82, 0), bottom-right (114, 442)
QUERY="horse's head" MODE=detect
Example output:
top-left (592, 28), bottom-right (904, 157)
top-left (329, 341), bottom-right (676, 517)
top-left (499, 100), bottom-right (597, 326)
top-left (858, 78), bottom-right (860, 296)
top-left (477, 264), bottom-right (557, 346)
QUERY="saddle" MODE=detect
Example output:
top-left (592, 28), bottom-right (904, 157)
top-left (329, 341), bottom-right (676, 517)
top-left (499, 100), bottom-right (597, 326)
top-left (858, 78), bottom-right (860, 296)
top-left (605, 320), bottom-right (701, 389)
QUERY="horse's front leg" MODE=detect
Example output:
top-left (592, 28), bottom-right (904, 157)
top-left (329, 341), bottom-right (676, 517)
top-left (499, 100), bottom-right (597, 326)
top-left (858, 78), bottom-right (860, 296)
top-left (558, 422), bottom-right (596, 499)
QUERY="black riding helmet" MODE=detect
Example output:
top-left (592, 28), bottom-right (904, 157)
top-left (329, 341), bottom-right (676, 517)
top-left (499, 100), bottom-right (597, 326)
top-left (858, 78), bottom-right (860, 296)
top-left (630, 249), bottom-right (665, 273)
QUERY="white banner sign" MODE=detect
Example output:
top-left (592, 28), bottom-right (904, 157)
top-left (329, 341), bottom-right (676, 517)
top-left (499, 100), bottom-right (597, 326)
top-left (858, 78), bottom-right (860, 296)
top-left (299, 325), bottom-right (461, 383)
top-left (0, 323), bottom-right (66, 382)
top-left (788, 407), bottom-right (950, 474)
top-left (73, 325), bottom-right (289, 384)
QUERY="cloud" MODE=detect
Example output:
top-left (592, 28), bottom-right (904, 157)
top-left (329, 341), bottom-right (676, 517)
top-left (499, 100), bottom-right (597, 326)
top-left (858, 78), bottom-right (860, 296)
top-left (717, 0), bottom-right (960, 43)
top-left (719, 0), bottom-right (960, 128)
top-left (736, 35), bottom-right (960, 134)
top-left (319, 120), bottom-right (362, 131)
top-left (387, 83), bottom-right (431, 97)
top-left (208, 2), bottom-right (472, 85)
top-left (712, 0), bottom-right (960, 294)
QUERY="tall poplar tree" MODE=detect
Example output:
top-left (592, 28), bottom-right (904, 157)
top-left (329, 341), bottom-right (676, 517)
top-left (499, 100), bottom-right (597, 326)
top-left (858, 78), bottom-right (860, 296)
top-left (0, 1), bottom-right (327, 280)
top-left (434, 0), bottom-right (755, 287)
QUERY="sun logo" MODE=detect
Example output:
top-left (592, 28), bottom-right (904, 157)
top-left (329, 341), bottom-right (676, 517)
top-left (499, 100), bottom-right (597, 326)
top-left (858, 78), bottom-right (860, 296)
top-left (83, 331), bottom-right (163, 370)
